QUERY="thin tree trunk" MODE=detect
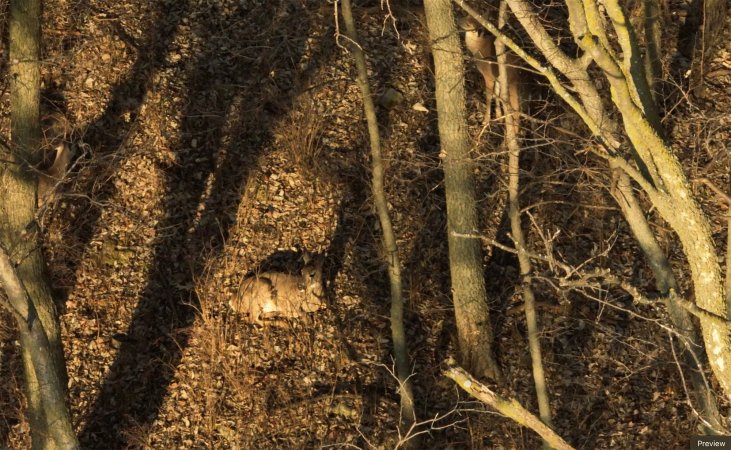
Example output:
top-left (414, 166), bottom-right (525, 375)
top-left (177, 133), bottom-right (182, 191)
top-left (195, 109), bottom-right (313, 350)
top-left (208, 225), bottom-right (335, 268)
top-left (603, 1), bottom-right (720, 426)
top-left (505, 0), bottom-right (731, 401)
top-left (576, 4), bottom-right (730, 400)
top-left (496, 2), bottom-right (552, 444)
top-left (424, 0), bottom-right (501, 381)
top-left (338, 0), bottom-right (417, 436)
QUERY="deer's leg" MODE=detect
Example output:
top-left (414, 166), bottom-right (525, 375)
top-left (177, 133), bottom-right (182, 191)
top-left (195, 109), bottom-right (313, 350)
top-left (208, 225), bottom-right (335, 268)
top-left (480, 63), bottom-right (495, 127)
top-left (506, 67), bottom-right (521, 132)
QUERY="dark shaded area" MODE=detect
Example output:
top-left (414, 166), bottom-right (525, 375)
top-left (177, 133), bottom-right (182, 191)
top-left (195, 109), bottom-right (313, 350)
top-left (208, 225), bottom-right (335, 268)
top-left (679, 0), bottom-right (728, 96)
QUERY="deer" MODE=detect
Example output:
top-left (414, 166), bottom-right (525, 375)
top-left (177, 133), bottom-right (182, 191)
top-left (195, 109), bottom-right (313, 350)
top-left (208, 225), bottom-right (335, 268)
top-left (229, 253), bottom-right (326, 326)
top-left (37, 111), bottom-right (73, 207)
top-left (458, 15), bottom-right (521, 130)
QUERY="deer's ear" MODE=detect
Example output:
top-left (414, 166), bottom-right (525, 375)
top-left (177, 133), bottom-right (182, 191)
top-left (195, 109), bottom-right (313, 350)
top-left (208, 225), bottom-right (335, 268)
top-left (457, 16), bottom-right (478, 31)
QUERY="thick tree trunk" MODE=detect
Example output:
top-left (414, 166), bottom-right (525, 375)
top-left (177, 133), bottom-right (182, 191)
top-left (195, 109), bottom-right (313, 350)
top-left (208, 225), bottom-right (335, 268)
top-left (0, 247), bottom-right (79, 449)
top-left (2, 0), bottom-right (75, 448)
top-left (577, 26), bottom-right (731, 400)
top-left (424, 0), bottom-right (501, 381)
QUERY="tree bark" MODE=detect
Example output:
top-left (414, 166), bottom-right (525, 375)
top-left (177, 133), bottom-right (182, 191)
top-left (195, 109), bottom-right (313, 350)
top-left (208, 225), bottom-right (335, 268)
top-left (424, 0), bottom-right (501, 381)
top-left (641, 0), bottom-right (663, 98)
top-left (0, 247), bottom-right (79, 449)
top-left (3, 0), bottom-right (74, 448)
top-left (611, 170), bottom-right (723, 433)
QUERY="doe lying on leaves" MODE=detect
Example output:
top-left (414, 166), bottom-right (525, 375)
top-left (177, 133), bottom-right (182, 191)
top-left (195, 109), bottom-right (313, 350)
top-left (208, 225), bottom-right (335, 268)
top-left (229, 253), bottom-right (326, 325)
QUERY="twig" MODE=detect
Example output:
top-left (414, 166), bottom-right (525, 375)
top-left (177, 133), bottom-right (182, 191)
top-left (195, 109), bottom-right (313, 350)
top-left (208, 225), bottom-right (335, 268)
top-left (695, 177), bottom-right (731, 208)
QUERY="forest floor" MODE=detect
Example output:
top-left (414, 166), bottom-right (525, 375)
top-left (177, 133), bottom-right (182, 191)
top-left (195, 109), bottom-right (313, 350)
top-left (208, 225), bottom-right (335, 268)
top-left (0, 0), bottom-right (730, 449)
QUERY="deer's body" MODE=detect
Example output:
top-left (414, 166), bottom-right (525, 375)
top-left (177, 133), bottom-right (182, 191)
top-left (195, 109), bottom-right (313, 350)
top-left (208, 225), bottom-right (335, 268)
top-left (459, 16), bottom-right (521, 127)
top-left (37, 112), bottom-right (72, 206)
top-left (229, 255), bottom-right (325, 325)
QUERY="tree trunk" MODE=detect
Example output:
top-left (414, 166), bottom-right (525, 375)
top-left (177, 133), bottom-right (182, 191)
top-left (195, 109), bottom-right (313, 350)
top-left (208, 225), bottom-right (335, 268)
top-left (496, 2), bottom-right (553, 442)
top-left (3, 0), bottom-right (74, 448)
top-left (611, 169), bottom-right (723, 433)
top-left (338, 0), bottom-right (417, 437)
top-left (424, 0), bottom-right (501, 381)
top-left (0, 247), bottom-right (79, 449)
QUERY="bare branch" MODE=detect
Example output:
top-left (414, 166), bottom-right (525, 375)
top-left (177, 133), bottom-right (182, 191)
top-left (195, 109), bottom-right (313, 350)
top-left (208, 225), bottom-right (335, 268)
top-left (444, 361), bottom-right (575, 450)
